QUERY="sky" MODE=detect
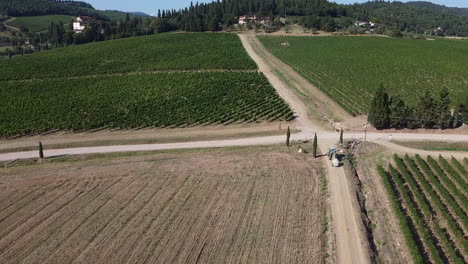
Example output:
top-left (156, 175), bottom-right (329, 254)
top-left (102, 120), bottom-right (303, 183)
top-left (85, 0), bottom-right (468, 15)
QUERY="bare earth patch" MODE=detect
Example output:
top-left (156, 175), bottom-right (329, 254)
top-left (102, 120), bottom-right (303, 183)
top-left (0, 146), bottom-right (325, 263)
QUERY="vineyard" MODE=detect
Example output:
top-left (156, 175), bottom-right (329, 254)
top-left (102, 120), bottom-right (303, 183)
top-left (0, 147), bottom-right (325, 263)
top-left (0, 72), bottom-right (293, 137)
top-left (0, 33), bottom-right (293, 137)
top-left (378, 154), bottom-right (467, 264)
top-left (0, 33), bottom-right (257, 81)
top-left (5, 15), bottom-right (73, 32)
top-left (259, 36), bottom-right (468, 115)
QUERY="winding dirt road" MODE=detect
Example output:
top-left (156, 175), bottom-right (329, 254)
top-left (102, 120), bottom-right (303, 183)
top-left (1, 33), bottom-right (467, 264)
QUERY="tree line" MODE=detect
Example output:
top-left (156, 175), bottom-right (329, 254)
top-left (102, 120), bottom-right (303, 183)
top-left (368, 84), bottom-right (467, 130)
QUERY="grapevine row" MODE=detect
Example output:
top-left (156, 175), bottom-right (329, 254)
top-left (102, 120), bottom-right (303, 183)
top-left (415, 155), bottom-right (468, 229)
top-left (426, 156), bottom-right (467, 210)
top-left (388, 164), bottom-right (446, 264)
top-left (403, 155), bottom-right (467, 252)
top-left (438, 155), bottom-right (467, 193)
top-left (394, 155), bottom-right (465, 263)
top-left (377, 165), bottom-right (424, 264)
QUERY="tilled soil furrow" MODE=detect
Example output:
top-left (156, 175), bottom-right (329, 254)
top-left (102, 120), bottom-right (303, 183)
top-left (185, 173), bottom-right (247, 263)
top-left (172, 176), bottom-right (237, 264)
top-left (103, 173), bottom-right (194, 264)
top-left (224, 179), bottom-right (257, 262)
top-left (143, 177), bottom-right (222, 264)
top-left (0, 179), bottom-right (108, 263)
top-left (18, 178), bottom-right (124, 264)
top-left (0, 181), bottom-right (76, 238)
top-left (71, 173), bottom-right (170, 264)
top-left (44, 176), bottom-right (150, 263)
top-left (0, 180), bottom-right (68, 223)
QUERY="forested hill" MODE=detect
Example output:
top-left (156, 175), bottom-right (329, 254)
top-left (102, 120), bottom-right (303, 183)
top-left (348, 1), bottom-right (468, 36)
top-left (0, 0), bottom-right (148, 21)
top-left (155, 0), bottom-right (467, 36)
top-left (407, 1), bottom-right (468, 16)
top-left (0, 0), bottom-right (98, 17)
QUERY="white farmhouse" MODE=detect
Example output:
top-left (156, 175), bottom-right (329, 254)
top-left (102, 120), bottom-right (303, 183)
top-left (73, 16), bottom-right (91, 33)
top-left (238, 15), bottom-right (257, 25)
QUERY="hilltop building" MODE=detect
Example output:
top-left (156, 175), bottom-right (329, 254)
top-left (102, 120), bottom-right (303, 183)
top-left (73, 16), bottom-right (91, 33)
top-left (238, 15), bottom-right (257, 25)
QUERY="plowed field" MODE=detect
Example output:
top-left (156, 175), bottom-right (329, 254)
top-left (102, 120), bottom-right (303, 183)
top-left (0, 147), bottom-right (325, 263)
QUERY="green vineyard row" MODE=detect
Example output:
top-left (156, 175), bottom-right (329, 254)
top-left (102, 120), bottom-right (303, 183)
top-left (379, 154), bottom-right (467, 264)
top-left (0, 72), bottom-right (293, 137)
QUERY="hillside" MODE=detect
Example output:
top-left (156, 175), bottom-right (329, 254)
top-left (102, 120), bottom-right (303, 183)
top-left (407, 1), bottom-right (468, 16)
top-left (0, 0), bottom-right (151, 21)
top-left (6, 15), bottom-right (73, 32)
top-left (0, 33), bottom-right (256, 81)
top-left (259, 36), bottom-right (468, 115)
top-left (0, 33), bottom-right (292, 137)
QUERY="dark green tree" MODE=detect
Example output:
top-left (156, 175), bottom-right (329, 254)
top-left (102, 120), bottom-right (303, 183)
top-left (389, 96), bottom-right (415, 129)
top-left (437, 87), bottom-right (451, 129)
top-left (339, 128), bottom-right (343, 145)
top-left (368, 84), bottom-right (391, 129)
top-left (451, 100), bottom-right (460, 128)
top-left (286, 126), bottom-right (290, 147)
top-left (39, 141), bottom-right (44, 159)
top-left (313, 133), bottom-right (318, 158)
top-left (417, 89), bottom-right (438, 129)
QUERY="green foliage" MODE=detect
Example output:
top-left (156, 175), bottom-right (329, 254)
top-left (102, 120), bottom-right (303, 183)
top-left (286, 126), bottom-right (290, 147)
top-left (393, 154), bottom-right (464, 264)
top-left (0, 72), bottom-right (293, 137)
top-left (414, 155), bottom-right (467, 227)
top-left (437, 87), bottom-right (452, 129)
top-left (259, 36), bottom-right (468, 116)
top-left (339, 128), bottom-right (343, 145)
top-left (6, 15), bottom-right (73, 32)
top-left (0, 33), bottom-right (256, 81)
top-left (404, 155), bottom-right (467, 254)
top-left (451, 156), bottom-right (467, 177)
top-left (426, 155), bottom-right (467, 209)
top-left (377, 165), bottom-right (424, 264)
top-left (437, 155), bottom-right (467, 194)
top-left (368, 84), bottom-right (390, 129)
top-left (380, 155), bottom-right (468, 264)
top-left (313, 133), bottom-right (317, 158)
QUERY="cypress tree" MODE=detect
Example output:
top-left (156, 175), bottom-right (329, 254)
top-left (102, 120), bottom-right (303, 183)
top-left (389, 96), bottom-right (415, 129)
top-left (452, 100), bottom-right (460, 128)
top-left (313, 133), bottom-right (318, 158)
top-left (368, 83), bottom-right (391, 129)
top-left (39, 142), bottom-right (44, 159)
top-left (417, 90), bottom-right (438, 129)
top-left (286, 126), bottom-right (290, 147)
top-left (438, 87), bottom-right (451, 129)
top-left (339, 128), bottom-right (343, 145)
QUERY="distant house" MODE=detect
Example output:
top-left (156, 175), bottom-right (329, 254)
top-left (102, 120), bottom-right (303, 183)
top-left (354, 21), bottom-right (381, 29)
top-left (238, 15), bottom-right (257, 25)
top-left (73, 16), bottom-right (91, 33)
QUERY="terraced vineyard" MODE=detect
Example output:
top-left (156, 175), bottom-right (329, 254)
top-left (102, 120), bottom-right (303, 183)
top-left (259, 36), bottom-right (468, 115)
top-left (0, 33), bottom-right (292, 137)
top-left (0, 33), bottom-right (257, 81)
top-left (378, 154), bottom-right (467, 263)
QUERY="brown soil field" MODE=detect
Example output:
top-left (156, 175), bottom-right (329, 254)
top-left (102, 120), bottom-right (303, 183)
top-left (0, 146), bottom-right (326, 263)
